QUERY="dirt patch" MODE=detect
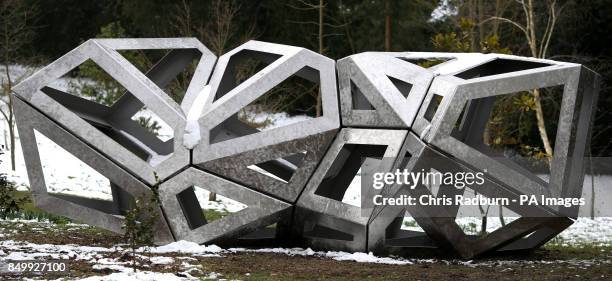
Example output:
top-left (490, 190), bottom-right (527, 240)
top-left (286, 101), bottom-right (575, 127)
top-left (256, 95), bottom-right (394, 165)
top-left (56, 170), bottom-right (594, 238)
top-left (198, 251), bottom-right (612, 281)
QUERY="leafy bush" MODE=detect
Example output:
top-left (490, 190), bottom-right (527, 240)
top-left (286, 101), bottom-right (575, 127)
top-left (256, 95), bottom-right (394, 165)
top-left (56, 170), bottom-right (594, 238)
top-left (0, 152), bottom-right (24, 218)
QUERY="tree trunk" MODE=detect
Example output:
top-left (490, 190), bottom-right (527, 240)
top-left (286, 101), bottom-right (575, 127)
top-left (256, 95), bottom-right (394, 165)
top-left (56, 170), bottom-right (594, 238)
top-left (468, 0), bottom-right (477, 51)
top-left (477, 0), bottom-right (484, 46)
top-left (480, 216), bottom-right (488, 236)
top-left (316, 0), bottom-right (324, 117)
top-left (384, 0), bottom-right (391, 51)
top-left (589, 147), bottom-right (595, 219)
top-left (499, 205), bottom-right (506, 226)
top-left (3, 60), bottom-right (16, 171)
top-left (532, 89), bottom-right (554, 163)
top-left (209, 191), bottom-right (217, 202)
top-left (9, 121), bottom-right (15, 170)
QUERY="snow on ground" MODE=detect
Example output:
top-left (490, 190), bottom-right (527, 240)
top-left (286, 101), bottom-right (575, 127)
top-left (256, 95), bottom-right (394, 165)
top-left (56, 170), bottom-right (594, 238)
top-left (238, 109), bottom-right (312, 131)
top-left (228, 247), bottom-right (413, 265)
top-left (76, 271), bottom-right (194, 281)
top-left (142, 240), bottom-right (223, 256)
top-left (2, 236), bottom-right (607, 276)
top-left (0, 237), bottom-right (208, 279)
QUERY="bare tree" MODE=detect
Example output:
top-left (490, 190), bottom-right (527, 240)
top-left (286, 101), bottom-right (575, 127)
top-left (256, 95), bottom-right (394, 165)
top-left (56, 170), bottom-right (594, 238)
top-left (337, 0), bottom-right (355, 54)
top-left (201, 0), bottom-right (241, 56)
top-left (0, 0), bottom-right (38, 171)
top-left (483, 0), bottom-right (566, 163)
top-left (288, 0), bottom-right (344, 117)
top-left (172, 0), bottom-right (254, 202)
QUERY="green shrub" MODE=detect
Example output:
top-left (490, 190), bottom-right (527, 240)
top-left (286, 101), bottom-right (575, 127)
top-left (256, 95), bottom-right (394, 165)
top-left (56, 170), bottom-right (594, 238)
top-left (0, 152), bottom-right (24, 219)
top-left (122, 173), bottom-right (161, 271)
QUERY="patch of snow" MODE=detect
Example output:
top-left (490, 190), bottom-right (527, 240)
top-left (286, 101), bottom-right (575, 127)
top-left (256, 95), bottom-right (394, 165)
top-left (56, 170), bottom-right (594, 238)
top-left (182, 120), bottom-right (201, 149)
top-left (33, 130), bottom-right (113, 201)
top-left (130, 108), bottom-right (174, 142)
top-left (185, 85), bottom-right (210, 120)
top-left (3, 251), bottom-right (57, 261)
top-left (91, 263), bottom-right (132, 273)
top-left (326, 251), bottom-right (412, 265)
top-left (231, 247), bottom-right (316, 256)
top-left (149, 256), bottom-right (175, 265)
top-left (342, 169), bottom-right (361, 207)
top-left (143, 240), bottom-right (223, 256)
top-left (558, 217), bottom-right (612, 245)
top-left (193, 187), bottom-right (248, 213)
top-left (203, 271), bottom-right (223, 279)
top-left (238, 107), bottom-right (312, 131)
top-left (230, 247), bottom-right (412, 265)
top-left (0, 240), bottom-right (118, 265)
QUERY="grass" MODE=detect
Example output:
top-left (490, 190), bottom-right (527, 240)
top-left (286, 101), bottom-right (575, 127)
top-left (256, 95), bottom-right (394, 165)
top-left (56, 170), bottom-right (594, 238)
top-left (2, 190), bottom-right (71, 224)
top-left (203, 208), bottom-right (231, 222)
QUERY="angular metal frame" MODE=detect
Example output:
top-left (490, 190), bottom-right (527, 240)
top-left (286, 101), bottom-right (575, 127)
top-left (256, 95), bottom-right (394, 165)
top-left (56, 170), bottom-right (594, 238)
top-left (12, 39), bottom-right (600, 259)
top-left (368, 133), bottom-right (572, 258)
top-left (13, 98), bottom-right (174, 243)
top-left (295, 128), bottom-right (408, 252)
top-left (158, 167), bottom-right (291, 244)
top-left (337, 52), bottom-right (433, 128)
top-left (193, 40), bottom-right (339, 202)
top-left (13, 38), bottom-right (216, 184)
top-left (410, 53), bottom-right (599, 217)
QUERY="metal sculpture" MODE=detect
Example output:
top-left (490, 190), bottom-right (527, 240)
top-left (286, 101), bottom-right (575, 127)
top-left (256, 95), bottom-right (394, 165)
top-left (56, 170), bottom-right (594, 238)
top-left (12, 38), bottom-right (600, 259)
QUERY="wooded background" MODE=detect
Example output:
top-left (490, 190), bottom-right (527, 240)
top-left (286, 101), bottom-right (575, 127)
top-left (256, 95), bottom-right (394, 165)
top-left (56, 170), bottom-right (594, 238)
top-left (1, 0), bottom-right (611, 162)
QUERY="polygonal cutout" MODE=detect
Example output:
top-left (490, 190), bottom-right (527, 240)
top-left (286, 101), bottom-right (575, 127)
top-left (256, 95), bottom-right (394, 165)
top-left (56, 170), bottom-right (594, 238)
top-left (385, 211), bottom-right (434, 248)
top-left (455, 58), bottom-right (551, 79)
top-left (451, 86), bottom-right (563, 181)
top-left (214, 50), bottom-right (283, 101)
top-left (351, 79), bottom-right (374, 110)
top-left (423, 168), bottom-right (444, 196)
top-left (176, 186), bottom-right (247, 230)
top-left (424, 94), bottom-right (443, 122)
top-left (400, 215), bottom-right (425, 232)
top-left (41, 58), bottom-right (180, 167)
top-left (314, 144), bottom-right (387, 206)
top-left (247, 152), bottom-right (306, 183)
top-left (387, 76), bottom-right (413, 98)
top-left (34, 130), bottom-right (112, 201)
top-left (238, 223), bottom-right (280, 241)
top-left (118, 49), bottom-right (203, 104)
top-left (341, 168), bottom-right (362, 207)
top-left (304, 224), bottom-right (354, 241)
top-left (399, 57), bottom-right (453, 68)
top-left (498, 218), bottom-right (572, 252)
top-left (454, 188), bottom-right (520, 236)
top-left (130, 107), bottom-right (175, 142)
top-left (55, 59), bottom-right (129, 107)
top-left (34, 129), bottom-right (136, 217)
top-left (210, 66), bottom-right (320, 144)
